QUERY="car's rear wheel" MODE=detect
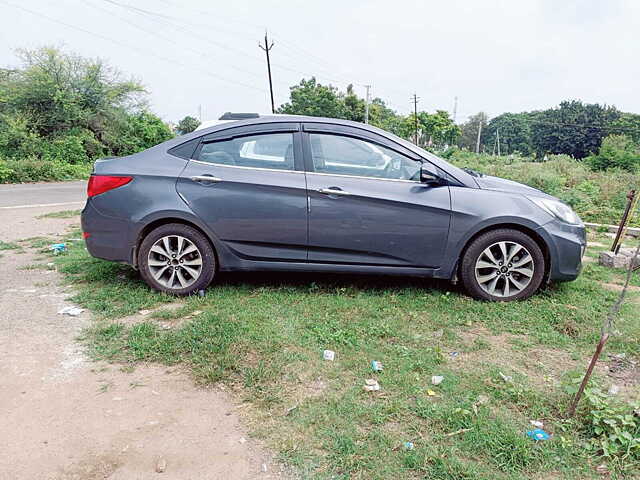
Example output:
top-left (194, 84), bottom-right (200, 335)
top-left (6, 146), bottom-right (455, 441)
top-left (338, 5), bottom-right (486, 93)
top-left (460, 228), bottom-right (545, 301)
top-left (138, 223), bottom-right (215, 295)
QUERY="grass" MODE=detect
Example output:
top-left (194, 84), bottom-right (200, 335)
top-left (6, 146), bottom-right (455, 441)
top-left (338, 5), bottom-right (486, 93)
top-left (37, 209), bottom-right (81, 219)
top-left (47, 229), bottom-right (640, 479)
top-left (0, 240), bottom-right (23, 251)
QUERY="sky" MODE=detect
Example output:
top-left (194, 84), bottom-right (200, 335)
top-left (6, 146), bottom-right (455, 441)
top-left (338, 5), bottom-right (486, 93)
top-left (1, 0), bottom-right (639, 124)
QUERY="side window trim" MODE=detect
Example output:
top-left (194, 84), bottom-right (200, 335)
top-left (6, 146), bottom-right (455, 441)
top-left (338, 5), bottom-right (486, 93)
top-left (202, 122), bottom-right (299, 143)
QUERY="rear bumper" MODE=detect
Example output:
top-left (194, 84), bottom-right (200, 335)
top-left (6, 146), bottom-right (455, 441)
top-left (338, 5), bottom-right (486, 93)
top-left (537, 220), bottom-right (586, 282)
top-left (81, 200), bottom-right (135, 264)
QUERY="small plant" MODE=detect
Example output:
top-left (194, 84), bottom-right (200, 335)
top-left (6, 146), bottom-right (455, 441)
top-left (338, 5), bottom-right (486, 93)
top-left (565, 376), bottom-right (639, 467)
top-left (582, 387), bottom-right (639, 461)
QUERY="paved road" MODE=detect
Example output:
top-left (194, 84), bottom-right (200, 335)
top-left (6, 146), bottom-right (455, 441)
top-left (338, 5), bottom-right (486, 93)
top-left (0, 180), bottom-right (86, 208)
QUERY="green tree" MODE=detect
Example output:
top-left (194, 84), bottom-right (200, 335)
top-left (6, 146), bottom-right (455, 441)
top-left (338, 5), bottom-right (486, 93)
top-left (484, 112), bottom-right (533, 155)
top-left (176, 115), bottom-right (201, 135)
top-left (530, 100), bottom-right (620, 158)
top-left (609, 112), bottom-right (640, 144)
top-left (367, 98), bottom-right (404, 136)
top-left (277, 77), bottom-right (346, 118)
top-left (0, 46), bottom-right (173, 182)
top-left (457, 112), bottom-right (488, 152)
top-left (401, 111), bottom-right (459, 147)
top-left (587, 134), bottom-right (640, 172)
top-left (342, 84), bottom-right (365, 122)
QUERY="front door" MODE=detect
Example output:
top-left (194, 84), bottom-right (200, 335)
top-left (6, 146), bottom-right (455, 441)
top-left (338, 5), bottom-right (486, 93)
top-left (303, 125), bottom-right (451, 268)
top-left (177, 124), bottom-right (308, 261)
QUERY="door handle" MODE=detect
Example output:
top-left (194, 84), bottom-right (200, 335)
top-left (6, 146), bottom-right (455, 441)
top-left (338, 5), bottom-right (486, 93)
top-left (318, 187), bottom-right (351, 196)
top-left (190, 175), bottom-right (222, 183)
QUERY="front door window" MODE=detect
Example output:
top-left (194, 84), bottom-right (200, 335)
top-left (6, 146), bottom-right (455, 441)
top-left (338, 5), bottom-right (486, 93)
top-left (309, 133), bottom-right (421, 181)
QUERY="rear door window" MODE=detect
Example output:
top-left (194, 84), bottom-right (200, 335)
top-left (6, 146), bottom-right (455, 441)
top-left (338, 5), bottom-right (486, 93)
top-left (196, 133), bottom-right (294, 171)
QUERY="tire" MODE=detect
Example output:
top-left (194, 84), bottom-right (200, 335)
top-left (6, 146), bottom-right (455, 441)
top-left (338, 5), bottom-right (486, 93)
top-left (138, 223), bottom-right (216, 296)
top-left (460, 228), bottom-right (545, 301)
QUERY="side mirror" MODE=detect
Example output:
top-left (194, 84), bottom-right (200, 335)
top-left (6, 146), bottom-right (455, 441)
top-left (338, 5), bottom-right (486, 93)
top-left (420, 167), bottom-right (441, 186)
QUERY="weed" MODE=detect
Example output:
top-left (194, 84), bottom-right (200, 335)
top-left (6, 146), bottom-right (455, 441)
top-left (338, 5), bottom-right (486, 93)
top-left (37, 209), bottom-right (81, 219)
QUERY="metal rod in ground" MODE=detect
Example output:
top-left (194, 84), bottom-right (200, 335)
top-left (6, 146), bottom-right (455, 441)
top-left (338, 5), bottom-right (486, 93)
top-left (568, 239), bottom-right (640, 417)
top-left (611, 189), bottom-right (637, 254)
top-left (567, 333), bottom-right (609, 417)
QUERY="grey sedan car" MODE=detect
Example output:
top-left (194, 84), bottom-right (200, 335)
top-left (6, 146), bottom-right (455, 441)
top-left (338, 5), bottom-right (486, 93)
top-left (81, 114), bottom-right (586, 301)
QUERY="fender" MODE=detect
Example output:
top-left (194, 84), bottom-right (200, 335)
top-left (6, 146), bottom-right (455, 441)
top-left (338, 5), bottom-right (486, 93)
top-left (438, 215), bottom-right (552, 280)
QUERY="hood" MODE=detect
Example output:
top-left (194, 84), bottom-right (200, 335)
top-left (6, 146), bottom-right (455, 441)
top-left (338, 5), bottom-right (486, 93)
top-left (474, 174), bottom-right (551, 197)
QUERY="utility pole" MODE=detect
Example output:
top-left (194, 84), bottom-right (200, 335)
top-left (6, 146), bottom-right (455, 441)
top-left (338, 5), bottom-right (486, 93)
top-left (452, 96), bottom-right (458, 124)
top-left (412, 93), bottom-right (420, 145)
top-left (364, 85), bottom-right (371, 124)
top-left (259, 31), bottom-right (275, 114)
top-left (496, 128), bottom-right (501, 156)
top-left (475, 118), bottom-right (483, 153)
top-left (198, 104), bottom-right (202, 122)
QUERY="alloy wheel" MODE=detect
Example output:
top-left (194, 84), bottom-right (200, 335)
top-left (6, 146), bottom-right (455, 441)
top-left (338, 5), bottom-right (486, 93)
top-left (147, 235), bottom-right (203, 289)
top-left (474, 241), bottom-right (534, 298)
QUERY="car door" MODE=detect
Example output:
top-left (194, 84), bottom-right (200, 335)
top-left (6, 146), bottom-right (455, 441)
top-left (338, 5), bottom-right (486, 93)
top-left (177, 123), bottom-right (308, 261)
top-left (302, 123), bottom-right (451, 268)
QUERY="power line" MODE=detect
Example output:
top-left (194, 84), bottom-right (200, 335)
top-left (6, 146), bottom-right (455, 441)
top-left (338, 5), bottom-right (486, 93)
top-left (2, 0), bottom-right (266, 94)
top-left (100, 0), bottom-right (266, 67)
top-left (86, 0), bottom-right (265, 81)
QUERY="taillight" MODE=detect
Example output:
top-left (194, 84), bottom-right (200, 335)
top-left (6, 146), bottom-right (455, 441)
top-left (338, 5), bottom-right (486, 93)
top-left (87, 175), bottom-right (132, 197)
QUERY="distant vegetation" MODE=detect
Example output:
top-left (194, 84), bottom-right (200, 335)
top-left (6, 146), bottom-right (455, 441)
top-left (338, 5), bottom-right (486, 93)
top-left (281, 79), bottom-right (640, 173)
top-left (1, 47), bottom-right (639, 185)
top-left (443, 150), bottom-right (639, 226)
top-left (0, 47), bottom-right (174, 183)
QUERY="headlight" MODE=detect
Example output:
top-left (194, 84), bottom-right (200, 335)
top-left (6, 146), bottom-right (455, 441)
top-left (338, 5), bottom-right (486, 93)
top-left (528, 196), bottom-right (582, 225)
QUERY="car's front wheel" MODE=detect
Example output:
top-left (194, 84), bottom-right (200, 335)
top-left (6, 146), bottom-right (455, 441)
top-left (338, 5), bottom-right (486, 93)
top-left (460, 228), bottom-right (545, 301)
top-left (138, 223), bottom-right (216, 295)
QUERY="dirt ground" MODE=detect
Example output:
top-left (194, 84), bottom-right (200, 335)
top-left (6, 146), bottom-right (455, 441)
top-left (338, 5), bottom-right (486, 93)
top-left (0, 206), bottom-right (285, 479)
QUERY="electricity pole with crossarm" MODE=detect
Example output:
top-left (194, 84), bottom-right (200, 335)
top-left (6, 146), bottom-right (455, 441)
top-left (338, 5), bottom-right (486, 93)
top-left (259, 31), bottom-right (275, 114)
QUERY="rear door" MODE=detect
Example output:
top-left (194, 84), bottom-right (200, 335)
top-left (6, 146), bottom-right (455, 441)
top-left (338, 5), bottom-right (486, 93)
top-left (302, 123), bottom-right (451, 268)
top-left (177, 123), bottom-right (308, 261)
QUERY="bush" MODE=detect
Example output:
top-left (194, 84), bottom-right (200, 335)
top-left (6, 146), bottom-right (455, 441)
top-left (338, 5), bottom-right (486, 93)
top-left (587, 134), bottom-right (640, 172)
top-left (2, 156), bottom-right (91, 183)
top-left (0, 46), bottom-right (174, 183)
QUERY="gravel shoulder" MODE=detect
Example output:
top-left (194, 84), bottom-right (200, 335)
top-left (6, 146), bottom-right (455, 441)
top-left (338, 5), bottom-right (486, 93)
top-left (0, 206), bottom-right (283, 479)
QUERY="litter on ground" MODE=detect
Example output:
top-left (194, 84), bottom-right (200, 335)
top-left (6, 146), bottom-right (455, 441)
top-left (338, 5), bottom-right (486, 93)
top-left (363, 379), bottom-right (380, 392)
top-left (323, 349), bottom-right (335, 361)
top-left (371, 360), bottom-right (383, 372)
top-left (57, 306), bottom-right (84, 316)
top-left (526, 429), bottom-right (550, 441)
top-left (49, 243), bottom-right (66, 254)
top-left (431, 375), bottom-right (444, 385)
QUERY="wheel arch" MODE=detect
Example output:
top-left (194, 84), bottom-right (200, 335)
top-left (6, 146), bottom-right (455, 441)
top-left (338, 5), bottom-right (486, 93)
top-left (455, 222), bottom-right (551, 283)
top-left (134, 215), bottom-right (220, 270)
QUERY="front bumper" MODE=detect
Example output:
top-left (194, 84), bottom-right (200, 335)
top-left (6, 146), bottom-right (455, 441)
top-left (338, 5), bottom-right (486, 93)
top-left (536, 219), bottom-right (587, 282)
